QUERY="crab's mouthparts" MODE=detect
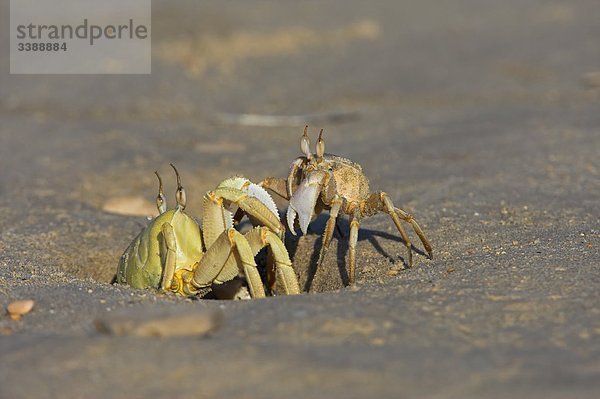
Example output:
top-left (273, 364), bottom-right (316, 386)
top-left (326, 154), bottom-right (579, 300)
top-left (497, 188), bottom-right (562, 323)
top-left (286, 172), bottom-right (325, 235)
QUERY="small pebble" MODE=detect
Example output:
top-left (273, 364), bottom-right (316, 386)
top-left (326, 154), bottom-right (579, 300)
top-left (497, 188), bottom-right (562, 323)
top-left (7, 299), bottom-right (35, 321)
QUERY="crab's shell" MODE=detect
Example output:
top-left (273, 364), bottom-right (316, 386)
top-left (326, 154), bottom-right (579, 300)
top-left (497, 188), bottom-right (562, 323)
top-left (323, 154), bottom-right (371, 204)
top-left (116, 208), bottom-right (203, 289)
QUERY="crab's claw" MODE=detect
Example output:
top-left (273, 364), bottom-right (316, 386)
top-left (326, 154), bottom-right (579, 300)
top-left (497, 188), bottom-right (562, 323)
top-left (286, 171), bottom-right (327, 235)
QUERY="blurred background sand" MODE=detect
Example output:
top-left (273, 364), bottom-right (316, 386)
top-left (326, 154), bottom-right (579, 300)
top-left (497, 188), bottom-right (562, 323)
top-left (1, 1), bottom-right (599, 398)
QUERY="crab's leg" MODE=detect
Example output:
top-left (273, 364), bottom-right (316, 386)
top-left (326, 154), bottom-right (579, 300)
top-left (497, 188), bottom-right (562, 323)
top-left (229, 229), bottom-right (266, 298)
top-left (260, 177), bottom-right (291, 200)
top-left (214, 186), bottom-right (285, 237)
top-left (160, 222), bottom-right (178, 292)
top-left (192, 228), bottom-right (266, 298)
top-left (190, 230), bottom-right (233, 289)
top-left (245, 227), bottom-right (301, 295)
top-left (348, 209), bottom-right (361, 285)
top-left (394, 207), bottom-right (433, 259)
top-left (316, 196), bottom-right (343, 272)
top-left (377, 192), bottom-right (413, 266)
top-left (202, 190), bottom-right (233, 250)
top-left (364, 192), bottom-right (433, 267)
top-left (217, 226), bottom-right (301, 295)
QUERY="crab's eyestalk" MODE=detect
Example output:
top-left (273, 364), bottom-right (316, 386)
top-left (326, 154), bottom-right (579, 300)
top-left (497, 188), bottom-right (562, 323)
top-left (301, 125), bottom-right (312, 159)
top-left (316, 128), bottom-right (325, 159)
top-left (286, 170), bottom-right (327, 235)
top-left (170, 163), bottom-right (187, 210)
top-left (154, 171), bottom-right (167, 214)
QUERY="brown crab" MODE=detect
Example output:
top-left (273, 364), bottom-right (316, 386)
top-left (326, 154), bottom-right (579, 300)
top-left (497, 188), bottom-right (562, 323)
top-left (262, 126), bottom-right (433, 285)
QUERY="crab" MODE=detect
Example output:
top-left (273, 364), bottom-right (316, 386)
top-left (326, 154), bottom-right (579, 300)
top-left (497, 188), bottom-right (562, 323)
top-left (116, 164), bottom-right (301, 298)
top-left (261, 126), bottom-right (433, 285)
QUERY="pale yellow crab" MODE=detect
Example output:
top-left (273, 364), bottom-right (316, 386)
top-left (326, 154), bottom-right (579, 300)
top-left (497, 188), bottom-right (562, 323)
top-left (262, 127), bottom-right (433, 285)
top-left (116, 164), bottom-right (300, 298)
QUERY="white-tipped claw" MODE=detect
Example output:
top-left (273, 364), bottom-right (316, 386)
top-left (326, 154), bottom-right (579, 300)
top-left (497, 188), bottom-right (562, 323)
top-left (286, 171), bottom-right (326, 236)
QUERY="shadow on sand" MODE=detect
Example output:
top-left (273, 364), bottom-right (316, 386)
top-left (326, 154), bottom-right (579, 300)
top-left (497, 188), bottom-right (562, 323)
top-left (284, 212), bottom-right (429, 292)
